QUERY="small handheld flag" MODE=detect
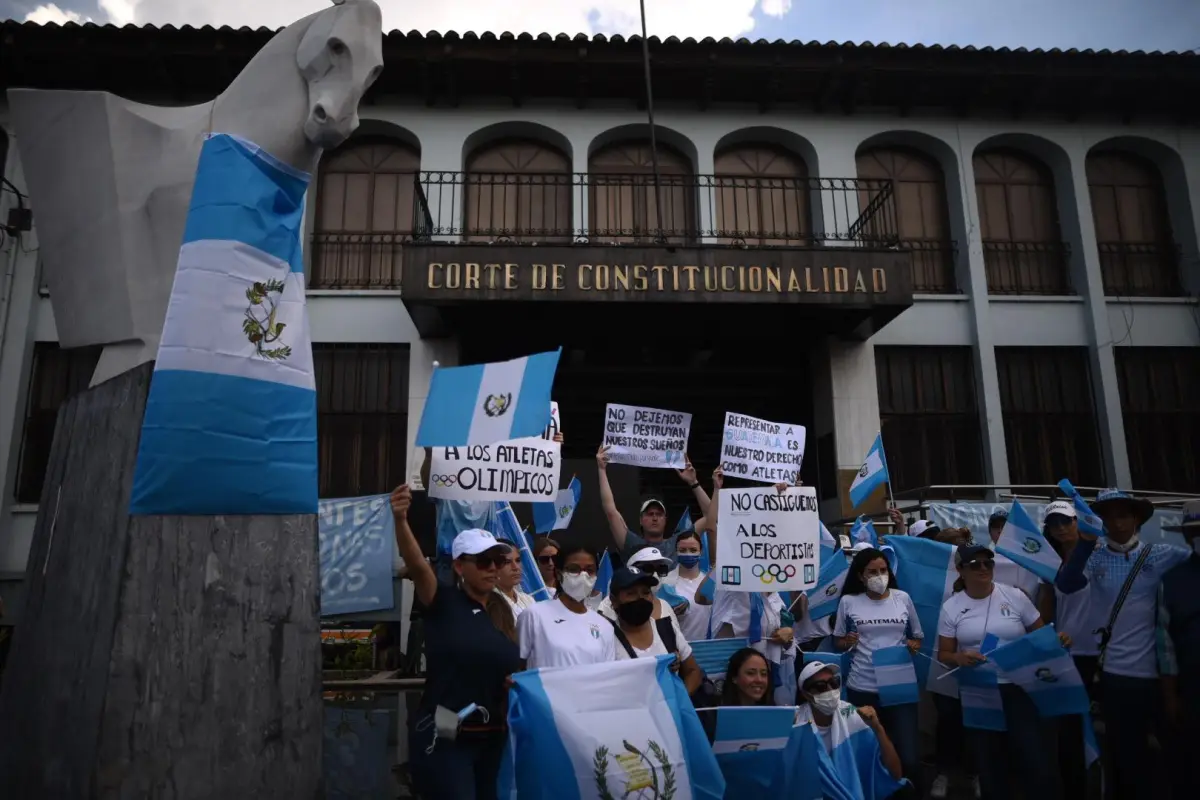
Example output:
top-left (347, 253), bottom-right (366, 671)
top-left (1057, 478), bottom-right (1105, 538)
top-left (532, 476), bottom-right (581, 533)
top-left (806, 545), bottom-right (850, 621)
top-left (415, 350), bottom-right (561, 447)
top-left (849, 434), bottom-right (890, 509)
top-left (995, 499), bottom-right (1062, 582)
top-left (988, 626), bottom-right (1089, 717)
top-left (872, 646), bottom-right (919, 707)
top-left (850, 516), bottom-right (879, 548)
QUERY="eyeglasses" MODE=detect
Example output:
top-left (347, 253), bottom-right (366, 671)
top-left (804, 675), bottom-right (842, 694)
top-left (536, 555), bottom-right (555, 565)
top-left (462, 554), bottom-right (508, 570)
top-left (964, 558), bottom-right (995, 572)
top-left (562, 564), bottom-right (598, 576)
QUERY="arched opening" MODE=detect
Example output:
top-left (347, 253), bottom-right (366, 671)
top-left (588, 140), bottom-right (696, 244)
top-left (1087, 150), bottom-right (1180, 296)
top-left (311, 136), bottom-right (422, 288)
top-left (857, 146), bottom-right (955, 292)
top-left (464, 138), bottom-right (572, 242)
top-left (973, 148), bottom-right (1069, 295)
top-left (712, 143), bottom-right (809, 246)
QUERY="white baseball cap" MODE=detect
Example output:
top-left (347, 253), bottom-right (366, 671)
top-left (1043, 501), bottom-right (1078, 521)
top-left (909, 519), bottom-right (940, 538)
top-left (451, 528), bottom-right (508, 559)
top-left (628, 546), bottom-right (670, 568)
top-left (851, 541), bottom-right (874, 552)
top-left (798, 660), bottom-right (841, 687)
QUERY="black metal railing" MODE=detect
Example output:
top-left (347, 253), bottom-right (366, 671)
top-left (983, 240), bottom-right (1073, 295)
top-left (1097, 241), bottom-right (1182, 297)
top-left (308, 171), bottom-right (900, 289)
top-left (897, 239), bottom-right (958, 293)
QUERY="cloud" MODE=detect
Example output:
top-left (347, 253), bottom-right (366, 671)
top-left (91, 0), bottom-right (781, 38)
top-left (24, 2), bottom-right (87, 22)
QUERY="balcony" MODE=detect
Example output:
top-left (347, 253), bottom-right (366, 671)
top-left (308, 171), bottom-right (900, 290)
top-left (983, 240), bottom-right (1073, 295)
top-left (1097, 241), bottom-right (1182, 297)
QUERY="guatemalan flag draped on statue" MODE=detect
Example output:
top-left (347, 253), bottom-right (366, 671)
top-left (131, 134), bottom-right (317, 515)
top-left (501, 657), bottom-right (725, 799)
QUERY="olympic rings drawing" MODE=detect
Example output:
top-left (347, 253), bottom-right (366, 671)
top-left (752, 563), bottom-right (798, 584)
top-left (430, 474), bottom-right (458, 487)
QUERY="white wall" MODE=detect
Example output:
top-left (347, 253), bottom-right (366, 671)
top-left (1, 98), bottom-right (1198, 576)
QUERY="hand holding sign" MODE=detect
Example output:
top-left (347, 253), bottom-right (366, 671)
top-left (390, 484), bottom-right (412, 519)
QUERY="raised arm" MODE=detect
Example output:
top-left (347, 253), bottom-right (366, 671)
top-left (1055, 532), bottom-right (1098, 594)
top-left (676, 455), bottom-right (712, 519)
top-left (596, 445), bottom-right (631, 550)
top-left (390, 484), bottom-right (437, 608)
top-left (707, 466), bottom-right (724, 560)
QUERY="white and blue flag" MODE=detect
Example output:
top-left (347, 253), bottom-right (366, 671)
top-left (872, 646), bottom-right (919, 707)
top-left (493, 501), bottom-right (552, 601)
top-left (988, 626), bottom-right (1089, 717)
top-left (995, 499), bottom-right (1062, 583)
top-left (806, 544), bottom-right (850, 621)
top-left (706, 707), bottom-right (814, 796)
top-left (851, 516), bottom-right (880, 548)
top-left (500, 656), bottom-right (725, 799)
top-left (795, 701), bottom-right (908, 800)
top-left (532, 475), bottom-right (581, 533)
top-left (886, 536), bottom-right (960, 696)
top-left (820, 520), bottom-right (838, 549)
top-left (415, 350), bottom-right (561, 447)
top-left (1058, 478), bottom-right (1105, 538)
top-left (957, 666), bottom-right (1006, 731)
top-left (690, 638), bottom-right (751, 678)
top-left (849, 434), bottom-right (890, 509)
top-left (131, 133), bottom-right (316, 515)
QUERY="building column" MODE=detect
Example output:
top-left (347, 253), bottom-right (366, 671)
top-left (1060, 148), bottom-right (1131, 487)
top-left (814, 337), bottom-right (884, 519)
top-left (955, 148), bottom-right (1011, 490)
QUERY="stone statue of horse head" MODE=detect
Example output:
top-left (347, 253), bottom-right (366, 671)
top-left (8, 0), bottom-right (384, 384)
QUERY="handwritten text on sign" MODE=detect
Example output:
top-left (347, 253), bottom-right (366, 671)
top-left (721, 412), bottom-right (806, 484)
top-left (543, 401), bottom-right (561, 440)
top-left (318, 495), bottom-right (397, 616)
top-left (716, 486), bottom-right (820, 593)
top-left (602, 403), bottom-right (691, 469)
top-left (430, 438), bottom-right (561, 502)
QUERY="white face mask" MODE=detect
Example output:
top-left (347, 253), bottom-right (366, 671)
top-left (1108, 534), bottom-right (1140, 553)
top-left (866, 575), bottom-right (889, 595)
top-left (810, 689), bottom-right (841, 715)
top-left (560, 572), bottom-right (596, 602)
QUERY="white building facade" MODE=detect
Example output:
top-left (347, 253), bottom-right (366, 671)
top-left (1, 24), bottom-right (1198, 620)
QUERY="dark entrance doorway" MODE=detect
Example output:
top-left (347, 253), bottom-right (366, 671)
top-left (456, 305), bottom-right (818, 552)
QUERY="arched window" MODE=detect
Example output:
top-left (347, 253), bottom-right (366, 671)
top-left (713, 144), bottom-right (809, 246)
top-left (311, 137), bottom-right (421, 288)
top-left (464, 139), bottom-right (571, 242)
top-left (973, 150), bottom-right (1069, 295)
top-left (588, 141), bottom-right (695, 244)
top-left (1087, 151), bottom-right (1180, 296)
top-left (857, 147), bottom-right (955, 292)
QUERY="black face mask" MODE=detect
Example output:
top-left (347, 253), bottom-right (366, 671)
top-left (615, 598), bottom-right (654, 626)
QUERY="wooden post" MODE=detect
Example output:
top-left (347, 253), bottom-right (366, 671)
top-left (0, 363), bottom-right (322, 798)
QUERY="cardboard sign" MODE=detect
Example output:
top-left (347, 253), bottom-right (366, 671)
top-left (429, 438), bottom-right (561, 503)
top-left (715, 486), bottom-right (820, 593)
top-left (720, 412), bottom-right (805, 484)
top-left (602, 403), bottom-right (691, 469)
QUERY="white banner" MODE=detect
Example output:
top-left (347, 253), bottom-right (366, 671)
top-left (428, 438), bottom-right (561, 503)
top-left (543, 401), bottom-right (561, 440)
top-left (602, 403), bottom-right (691, 469)
top-left (719, 412), bottom-right (805, 484)
top-left (716, 486), bottom-right (820, 592)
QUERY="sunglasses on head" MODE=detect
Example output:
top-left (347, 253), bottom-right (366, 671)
top-left (463, 553), bottom-right (508, 570)
top-left (804, 674), bottom-right (842, 694)
top-left (964, 558), bottom-right (995, 571)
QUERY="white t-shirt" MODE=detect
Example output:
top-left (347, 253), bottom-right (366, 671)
top-left (833, 590), bottom-right (924, 693)
top-left (711, 590), bottom-right (790, 664)
top-left (937, 583), bottom-right (1040, 683)
top-left (496, 588), bottom-right (535, 619)
top-left (517, 597), bottom-right (617, 669)
top-left (612, 618), bottom-right (694, 662)
top-left (668, 571), bottom-right (712, 643)
top-left (1055, 585), bottom-right (1100, 657)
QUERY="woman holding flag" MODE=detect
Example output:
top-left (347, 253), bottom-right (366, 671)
top-left (833, 547), bottom-right (924, 791)
top-left (936, 543), bottom-right (1068, 800)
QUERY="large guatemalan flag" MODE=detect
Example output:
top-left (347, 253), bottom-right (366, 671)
top-left (131, 134), bottom-right (316, 515)
top-left (500, 656), bottom-right (725, 799)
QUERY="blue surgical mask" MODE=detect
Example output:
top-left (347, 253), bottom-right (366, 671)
top-left (677, 554), bottom-right (701, 569)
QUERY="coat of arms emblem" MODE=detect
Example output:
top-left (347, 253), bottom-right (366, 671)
top-left (483, 392), bottom-right (512, 417)
top-left (593, 740), bottom-right (676, 800)
top-left (243, 279), bottom-right (292, 360)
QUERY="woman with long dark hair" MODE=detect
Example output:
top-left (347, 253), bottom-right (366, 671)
top-left (719, 647), bottom-right (776, 707)
top-left (532, 537), bottom-right (559, 598)
top-left (833, 547), bottom-right (923, 790)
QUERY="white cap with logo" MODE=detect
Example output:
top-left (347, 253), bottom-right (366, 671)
top-left (628, 547), bottom-right (670, 568)
top-left (1043, 500), bottom-right (1078, 522)
top-left (451, 528), bottom-right (508, 559)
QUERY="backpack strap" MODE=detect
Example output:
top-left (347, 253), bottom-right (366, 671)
top-left (605, 617), bottom-right (639, 659)
top-left (655, 616), bottom-right (678, 655)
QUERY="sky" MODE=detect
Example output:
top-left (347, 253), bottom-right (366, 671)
top-left (3, 0), bottom-right (1199, 54)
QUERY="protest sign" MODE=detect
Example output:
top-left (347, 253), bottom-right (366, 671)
top-left (716, 486), bottom-right (820, 593)
top-left (602, 403), bottom-right (691, 469)
top-left (543, 401), bottom-right (561, 440)
top-left (429, 438), bottom-right (561, 503)
top-left (720, 412), bottom-right (805, 484)
top-left (318, 495), bottom-right (397, 616)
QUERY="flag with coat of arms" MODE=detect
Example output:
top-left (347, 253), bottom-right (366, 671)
top-left (532, 476), bottom-right (581, 533)
top-left (849, 434), bottom-right (890, 509)
top-left (994, 498), bottom-right (1062, 583)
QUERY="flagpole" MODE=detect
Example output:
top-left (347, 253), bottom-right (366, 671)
top-left (877, 429), bottom-right (896, 509)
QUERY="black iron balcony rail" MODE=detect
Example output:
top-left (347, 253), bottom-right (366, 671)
top-left (983, 240), bottom-right (1073, 296)
top-left (308, 171), bottom-right (900, 289)
top-left (1097, 241), bottom-right (1183, 297)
